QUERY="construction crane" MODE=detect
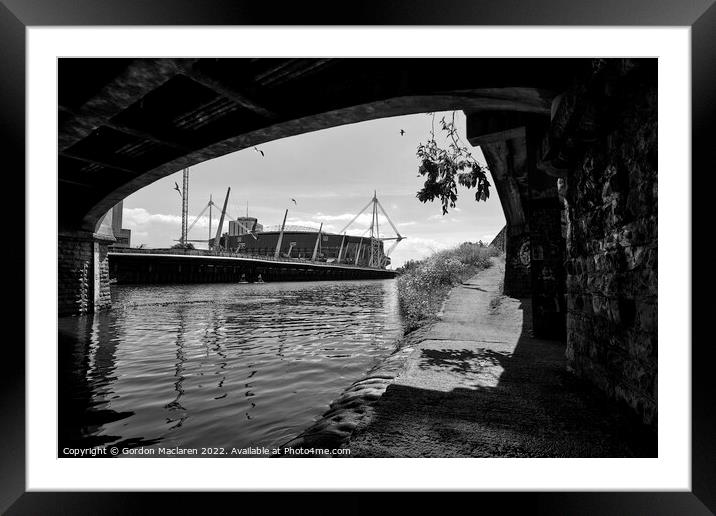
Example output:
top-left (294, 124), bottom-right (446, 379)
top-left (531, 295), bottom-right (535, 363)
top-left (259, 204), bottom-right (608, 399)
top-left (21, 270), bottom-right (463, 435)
top-left (338, 191), bottom-right (405, 267)
top-left (175, 178), bottom-right (261, 247)
top-left (173, 168), bottom-right (190, 247)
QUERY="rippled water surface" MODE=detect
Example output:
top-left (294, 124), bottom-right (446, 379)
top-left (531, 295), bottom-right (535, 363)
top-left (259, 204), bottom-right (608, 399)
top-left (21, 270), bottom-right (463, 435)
top-left (58, 280), bottom-right (403, 456)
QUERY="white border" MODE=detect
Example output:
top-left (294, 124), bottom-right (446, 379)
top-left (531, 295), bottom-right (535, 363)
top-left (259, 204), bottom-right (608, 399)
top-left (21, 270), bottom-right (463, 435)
top-left (28, 27), bottom-right (691, 491)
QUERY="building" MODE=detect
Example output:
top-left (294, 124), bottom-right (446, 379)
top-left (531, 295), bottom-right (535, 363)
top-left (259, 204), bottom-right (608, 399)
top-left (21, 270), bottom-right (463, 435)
top-left (214, 222), bottom-right (389, 268)
top-left (228, 217), bottom-right (263, 236)
top-left (109, 201), bottom-right (131, 248)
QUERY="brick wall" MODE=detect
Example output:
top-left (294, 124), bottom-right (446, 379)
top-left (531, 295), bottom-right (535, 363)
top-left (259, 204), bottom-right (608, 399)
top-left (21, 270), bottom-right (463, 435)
top-left (563, 60), bottom-right (657, 427)
top-left (97, 242), bottom-right (112, 310)
top-left (58, 234), bottom-right (112, 316)
top-left (58, 235), bottom-right (93, 315)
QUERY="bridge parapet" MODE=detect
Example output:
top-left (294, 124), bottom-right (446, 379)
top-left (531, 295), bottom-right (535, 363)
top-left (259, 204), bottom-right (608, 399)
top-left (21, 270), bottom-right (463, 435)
top-left (110, 247), bottom-right (392, 271)
top-left (108, 250), bottom-right (395, 285)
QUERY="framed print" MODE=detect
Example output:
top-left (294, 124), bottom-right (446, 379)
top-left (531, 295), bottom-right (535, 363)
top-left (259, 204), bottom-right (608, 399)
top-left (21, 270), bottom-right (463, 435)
top-left (2, 0), bottom-right (714, 513)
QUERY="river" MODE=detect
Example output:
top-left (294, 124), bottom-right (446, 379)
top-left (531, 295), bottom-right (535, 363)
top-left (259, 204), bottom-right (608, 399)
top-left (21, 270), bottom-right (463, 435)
top-left (58, 279), bottom-right (403, 456)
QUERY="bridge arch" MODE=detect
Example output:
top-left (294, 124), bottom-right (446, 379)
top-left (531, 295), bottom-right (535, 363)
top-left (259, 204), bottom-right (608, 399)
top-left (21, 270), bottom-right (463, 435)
top-left (58, 58), bottom-right (658, 427)
top-left (81, 90), bottom-right (548, 232)
top-left (58, 59), bottom-right (581, 234)
top-left (59, 57), bottom-right (574, 322)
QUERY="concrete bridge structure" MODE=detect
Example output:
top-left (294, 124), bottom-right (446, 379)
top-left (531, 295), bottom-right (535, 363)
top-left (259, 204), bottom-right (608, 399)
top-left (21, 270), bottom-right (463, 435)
top-left (109, 248), bottom-right (396, 284)
top-left (58, 58), bottom-right (657, 428)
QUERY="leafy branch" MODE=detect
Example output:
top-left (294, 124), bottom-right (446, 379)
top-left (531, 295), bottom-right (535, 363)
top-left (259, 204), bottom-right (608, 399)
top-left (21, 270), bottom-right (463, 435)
top-left (416, 112), bottom-right (491, 214)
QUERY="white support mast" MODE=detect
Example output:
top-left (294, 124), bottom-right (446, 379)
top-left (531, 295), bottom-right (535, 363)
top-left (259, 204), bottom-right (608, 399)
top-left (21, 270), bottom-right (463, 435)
top-left (312, 223), bottom-right (323, 261)
top-left (354, 238), bottom-right (364, 265)
top-left (214, 187), bottom-right (231, 251)
top-left (337, 234), bottom-right (346, 263)
top-left (275, 209), bottom-right (288, 259)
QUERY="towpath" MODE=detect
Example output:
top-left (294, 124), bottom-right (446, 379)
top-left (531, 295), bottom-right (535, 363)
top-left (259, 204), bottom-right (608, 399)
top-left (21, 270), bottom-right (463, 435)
top-left (348, 256), bottom-right (655, 457)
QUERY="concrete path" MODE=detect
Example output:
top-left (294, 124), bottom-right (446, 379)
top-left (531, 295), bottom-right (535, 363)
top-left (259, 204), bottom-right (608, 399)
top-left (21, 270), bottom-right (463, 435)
top-left (348, 257), bottom-right (656, 457)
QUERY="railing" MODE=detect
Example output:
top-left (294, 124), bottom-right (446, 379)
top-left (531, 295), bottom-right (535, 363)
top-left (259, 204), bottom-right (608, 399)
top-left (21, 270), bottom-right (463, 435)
top-left (109, 247), bottom-right (390, 271)
top-left (260, 224), bottom-right (322, 233)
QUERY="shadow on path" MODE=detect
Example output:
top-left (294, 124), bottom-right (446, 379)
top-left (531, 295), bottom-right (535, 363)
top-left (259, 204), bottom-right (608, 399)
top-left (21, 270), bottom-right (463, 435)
top-left (349, 260), bottom-right (656, 458)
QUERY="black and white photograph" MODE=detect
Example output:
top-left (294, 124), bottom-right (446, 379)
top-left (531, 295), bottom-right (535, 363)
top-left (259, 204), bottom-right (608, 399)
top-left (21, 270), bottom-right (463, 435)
top-left (4, 10), bottom-right (711, 510)
top-left (57, 57), bottom-right (658, 460)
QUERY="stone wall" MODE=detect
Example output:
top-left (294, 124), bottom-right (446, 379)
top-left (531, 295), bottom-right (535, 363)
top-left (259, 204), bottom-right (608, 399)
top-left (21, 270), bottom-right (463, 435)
top-left (58, 235), bottom-right (93, 316)
top-left (527, 124), bottom-right (567, 340)
top-left (562, 60), bottom-right (657, 427)
top-left (58, 233), bottom-right (113, 316)
top-left (477, 138), bottom-right (532, 300)
top-left (489, 225), bottom-right (506, 252)
top-left (97, 242), bottom-right (111, 309)
top-left (527, 195), bottom-right (567, 340)
top-left (503, 226), bottom-right (532, 298)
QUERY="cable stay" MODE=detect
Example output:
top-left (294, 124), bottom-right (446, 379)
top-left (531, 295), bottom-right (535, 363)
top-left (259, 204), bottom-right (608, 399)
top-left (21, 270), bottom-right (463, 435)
top-left (339, 191), bottom-right (406, 267)
top-left (176, 198), bottom-right (260, 245)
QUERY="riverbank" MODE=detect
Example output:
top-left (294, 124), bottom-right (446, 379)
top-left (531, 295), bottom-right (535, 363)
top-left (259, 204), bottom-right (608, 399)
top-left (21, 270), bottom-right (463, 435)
top-left (347, 256), bottom-right (656, 457)
top-left (281, 256), bottom-right (655, 457)
top-left (278, 325), bottom-right (429, 455)
top-left (278, 244), bottom-right (499, 455)
top-left (277, 244), bottom-right (496, 455)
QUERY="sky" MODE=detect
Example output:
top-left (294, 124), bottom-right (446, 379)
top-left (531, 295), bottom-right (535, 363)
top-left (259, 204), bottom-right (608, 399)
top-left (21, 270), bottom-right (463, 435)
top-left (121, 110), bottom-right (506, 268)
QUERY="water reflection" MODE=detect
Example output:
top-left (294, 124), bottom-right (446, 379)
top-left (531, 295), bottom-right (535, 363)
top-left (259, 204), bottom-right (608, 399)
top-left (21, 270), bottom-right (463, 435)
top-left (59, 279), bottom-right (402, 456)
top-left (164, 308), bottom-right (188, 429)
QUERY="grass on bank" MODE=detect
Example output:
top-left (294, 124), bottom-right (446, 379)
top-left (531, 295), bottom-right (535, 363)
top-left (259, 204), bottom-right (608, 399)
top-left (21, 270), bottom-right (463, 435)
top-left (395, 242), bottom-right (500, 332)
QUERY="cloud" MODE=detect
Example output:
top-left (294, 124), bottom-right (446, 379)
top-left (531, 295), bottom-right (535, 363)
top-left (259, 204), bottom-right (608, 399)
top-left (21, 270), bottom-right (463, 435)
top-left (387, 236), bottom-right (458, 268)
top-left (121, 205), bottom-right (502, 254)
top-left (122, 207), bottom-right (230, 248)
top-left (124, 207), bottom-right (181, 226)
top-left (313, 212), bottom-right (356, 222)
top-left (270, 191), bottom-right (371, 201)
top-left (124, 207), bottom-right (229, 232)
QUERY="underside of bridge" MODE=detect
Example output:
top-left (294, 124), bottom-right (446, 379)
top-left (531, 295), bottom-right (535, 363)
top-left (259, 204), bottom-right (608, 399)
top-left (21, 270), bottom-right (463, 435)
top-left (58, 58), bottom-right (657, 428)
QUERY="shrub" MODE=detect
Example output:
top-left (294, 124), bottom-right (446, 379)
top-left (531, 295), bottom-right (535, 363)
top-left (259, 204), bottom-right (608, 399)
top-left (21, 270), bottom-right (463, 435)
top-left (396, 242), bottom-right (498, 331)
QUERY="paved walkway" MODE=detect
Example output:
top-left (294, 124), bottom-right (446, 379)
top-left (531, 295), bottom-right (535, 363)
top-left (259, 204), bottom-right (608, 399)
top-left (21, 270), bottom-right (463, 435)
top-left (348, 257), bottom-right (656, 457)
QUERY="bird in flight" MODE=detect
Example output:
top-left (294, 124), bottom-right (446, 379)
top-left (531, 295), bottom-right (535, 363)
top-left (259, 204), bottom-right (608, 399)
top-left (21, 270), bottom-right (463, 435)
top-left (254, 147), bottom-right (265, 157)
top-left (173, 182), bottom-right (182, 196)
top-left (400, 129), bottom-right (405, 136)
top-left (291, 198), bottom-right (297, 205)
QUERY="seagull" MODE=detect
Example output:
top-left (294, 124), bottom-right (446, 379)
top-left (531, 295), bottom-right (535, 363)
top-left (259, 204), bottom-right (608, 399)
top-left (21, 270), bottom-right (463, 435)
top-left (254, 147), bottom-right (265, 157)
top-left (173, 182), bottom-right (182, 196)
top-left (400, 129), bottom-right (405, 136)
top-left (291, 198), bottom-right (297, 205)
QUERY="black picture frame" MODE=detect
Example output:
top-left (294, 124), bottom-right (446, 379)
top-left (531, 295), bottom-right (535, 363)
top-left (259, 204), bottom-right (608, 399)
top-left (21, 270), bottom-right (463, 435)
top-left (2, 1), bottom-right (714, 514)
